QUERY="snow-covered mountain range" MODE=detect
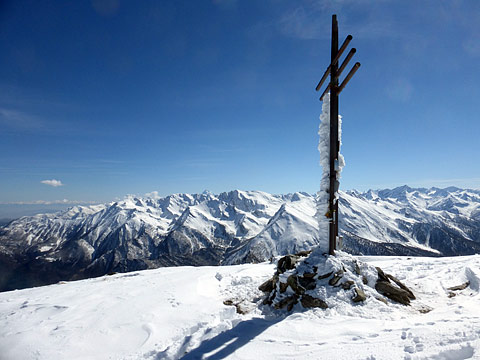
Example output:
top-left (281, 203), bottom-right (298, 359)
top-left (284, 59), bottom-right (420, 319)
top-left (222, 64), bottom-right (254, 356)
top-left (1, 186), bottom-right (480, 292)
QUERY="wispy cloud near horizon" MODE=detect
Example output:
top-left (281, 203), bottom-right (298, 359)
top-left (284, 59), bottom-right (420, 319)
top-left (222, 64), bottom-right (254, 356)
top-left (41, 179), bottom-right (64, 187)
top-left (0, 199), bottom-right (98, 205)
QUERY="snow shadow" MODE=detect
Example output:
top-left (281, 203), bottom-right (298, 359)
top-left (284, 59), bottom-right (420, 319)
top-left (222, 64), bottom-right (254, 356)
top-left (180, 316), bottom-right (283, 360)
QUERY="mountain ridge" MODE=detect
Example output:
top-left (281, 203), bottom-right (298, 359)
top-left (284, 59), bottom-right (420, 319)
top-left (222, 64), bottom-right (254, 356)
top-left (1, 186), bottom-right (480, 292)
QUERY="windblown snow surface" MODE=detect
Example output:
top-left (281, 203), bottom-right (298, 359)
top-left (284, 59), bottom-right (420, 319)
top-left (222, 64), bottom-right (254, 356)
top-left (1, 254), bottom-right (480, 360)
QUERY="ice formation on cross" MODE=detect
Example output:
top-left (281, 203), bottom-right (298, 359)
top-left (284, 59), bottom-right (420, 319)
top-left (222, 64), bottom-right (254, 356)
top-left (316, 92), bottom-right (345, 253)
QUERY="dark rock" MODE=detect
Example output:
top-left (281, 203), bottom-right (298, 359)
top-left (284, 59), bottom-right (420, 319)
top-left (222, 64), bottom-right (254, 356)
top-left (277, 255), bottom-right (300, 274)
top-left (235, 303), bottom-right (248, 315)
top-left (447, 281), bottom-right (470, 291)
top-left (376, 267), bottom-right (390, 282)
top-left (302, 272), bottom-right (316, 279)
top-left (262, 297), bottom-right (271, 305)
top-left (362, 276), bottom-right (368, 285)
top-left (263, 288), bottom-right (277, 305)
top-left (301, 294), bottom-right (328, 309)
top-left (223, 299), bottom-right (248, 314)
top-left (375, 267), bottom-right (415, 302)
top-left (298, 276), bottom-right (316, 291)
top-left (341, 280), bottom-right (355, 290)
top-left (418, 305), bottom-right (433, 314)
top-left (352, 287), bottom-right (367, 302)
top-left (258, 277), bottom-right (276, 293)
top-left (448, 292), bottom-right (456, 298)
top-left (279, 282), bottom-right (288, 293)
top-left (328, 270), bottom-right (344, 286)
top-left (287, 275), bottom-right (304, 295)
top-left (386, 274), bottom-right (415, 300)
top-left (375, 281), bottom-right (412, 305)
top-left (317, 271), bottom-right (333, 280)
top-left (354, 262), bottom-right (361, 275)
top-left (274, 295), bottom-right (298, 310)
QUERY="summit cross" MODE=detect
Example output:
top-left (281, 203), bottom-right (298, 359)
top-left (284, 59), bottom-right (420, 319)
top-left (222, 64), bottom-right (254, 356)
top-left (315, 14), bottom-right (361, 255)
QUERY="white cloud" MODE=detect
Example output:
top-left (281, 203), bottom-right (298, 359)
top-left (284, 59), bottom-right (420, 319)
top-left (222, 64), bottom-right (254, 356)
top-left (145, 191), bottom-right (161, 200)
top-left (41, 179), bottom-right (64, 187)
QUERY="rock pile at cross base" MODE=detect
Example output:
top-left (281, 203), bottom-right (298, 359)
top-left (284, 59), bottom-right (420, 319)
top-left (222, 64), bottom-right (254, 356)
top-left (259, 249), bottom-right (416, 311)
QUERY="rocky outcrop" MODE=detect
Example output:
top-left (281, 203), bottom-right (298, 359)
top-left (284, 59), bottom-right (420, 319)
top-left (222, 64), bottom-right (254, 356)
top-left (352, 288), bottom-right (367, 302)
top-left (259, 250), bottom-right (416, 311)
top-left (375, 267), bottom-right (416, 305)
top-left (301, 294), bottom-right (328, 309)
top-left (447, 281), bottom-right (470, 291)
top-left (446, 281), bottom-right (471, 298)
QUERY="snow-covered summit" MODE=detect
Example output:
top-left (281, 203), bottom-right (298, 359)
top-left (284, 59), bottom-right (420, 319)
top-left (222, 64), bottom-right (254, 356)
top-left (1, 255), bottom-right (480, 359)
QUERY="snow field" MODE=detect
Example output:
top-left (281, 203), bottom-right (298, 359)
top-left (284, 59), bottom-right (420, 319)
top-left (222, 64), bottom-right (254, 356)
top-left (1, 256), bottom-right (480, 359)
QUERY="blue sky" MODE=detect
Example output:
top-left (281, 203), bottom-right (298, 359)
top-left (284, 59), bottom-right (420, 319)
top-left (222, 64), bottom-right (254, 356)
top-left (1, 0), bottom-right (480, 207)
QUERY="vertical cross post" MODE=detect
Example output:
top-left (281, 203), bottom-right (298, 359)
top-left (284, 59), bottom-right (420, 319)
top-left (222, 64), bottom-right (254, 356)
top-left (315, 14), bottom-right (360, 256)
top-left (329, 15), bottom-right (339, 256)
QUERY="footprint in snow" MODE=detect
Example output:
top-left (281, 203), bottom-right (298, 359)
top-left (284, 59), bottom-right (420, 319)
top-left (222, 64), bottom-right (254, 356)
top-left (402, 332), bottom-right (424, 355)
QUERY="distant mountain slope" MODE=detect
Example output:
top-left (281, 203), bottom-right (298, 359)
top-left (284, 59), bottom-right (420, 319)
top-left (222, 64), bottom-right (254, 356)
top-left (1, 186), bottom-right (480, 291)
top-left (340, 186), bottom-right (480, 256)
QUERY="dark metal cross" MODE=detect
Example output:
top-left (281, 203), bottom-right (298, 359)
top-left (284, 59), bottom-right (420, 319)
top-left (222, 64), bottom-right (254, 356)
top-left (315, 15), bottom-right (360, 256)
